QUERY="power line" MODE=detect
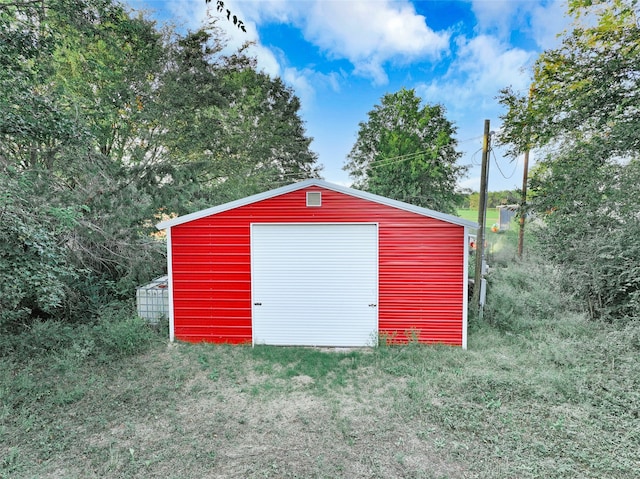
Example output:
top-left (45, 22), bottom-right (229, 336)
top-left (491, 149), bottom-right (518, 179)
top-left (458, 135), bottom-right (484, 144)
top-left (469, 146), bottom-right (484, 166)
top-left (347, 134), bottom-right (486, 172)
top-left (364, 134), bottom-right (481, 169)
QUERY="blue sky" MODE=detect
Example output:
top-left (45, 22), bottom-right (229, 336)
top-left (124, 0), bottom-right (570, 192)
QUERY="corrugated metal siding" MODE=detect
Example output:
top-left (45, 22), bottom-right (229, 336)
top-left (170, 186), bottom-right (465, 345)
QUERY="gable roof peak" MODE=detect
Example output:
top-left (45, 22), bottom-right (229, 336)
top-left (156, 179), bottom-right (477, 230)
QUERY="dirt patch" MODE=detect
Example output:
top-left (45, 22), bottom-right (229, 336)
top-left (154, 357), bottom-right (468, 478)
top-left (290, 374), bottom-right (315, 387)
top-left (19, 346), bottom-right (468, 479)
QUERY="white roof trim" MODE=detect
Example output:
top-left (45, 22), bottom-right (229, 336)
top-left (156, 179), bottom-right (478, 230)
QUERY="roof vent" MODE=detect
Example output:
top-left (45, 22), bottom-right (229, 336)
top-left (306, 191), bottom-right (322, 207)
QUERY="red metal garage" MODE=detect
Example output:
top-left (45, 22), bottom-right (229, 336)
top-left (156, 179), bottom-right (477, 348)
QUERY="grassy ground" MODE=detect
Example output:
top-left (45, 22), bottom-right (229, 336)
top-left (1, 235), bottom-right (639, 478)
top-left (2, 317), bottom-right (638, 478)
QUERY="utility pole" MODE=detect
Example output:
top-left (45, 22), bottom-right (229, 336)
top-left (517, 149), bottom-right (529, 258)
top-left (473, 119), bottom-right (491, 311)
top-left (518, 84), bottom-right (534, 259)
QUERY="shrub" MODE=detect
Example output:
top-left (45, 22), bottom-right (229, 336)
top-left (530, 157), bottom-right (640, 322)
top-left (0, 172), bottom-right (77, 333)
top-left (91, 305), bottom-right (158, 360)
top-left (483, 258), bottom-right (570, 332)
top-left (0, 302), bottom-right (159, 361)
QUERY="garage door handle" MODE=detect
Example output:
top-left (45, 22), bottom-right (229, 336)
top-left (254, 302), bottom-right (262, 306)
top-left (369, 304), bottom-right (377, 307)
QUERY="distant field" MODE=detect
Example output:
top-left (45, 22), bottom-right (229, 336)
top-left (456, 208), bottom-right (499, 225)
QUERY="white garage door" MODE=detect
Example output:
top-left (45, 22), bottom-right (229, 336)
top-left (251, 223), bottom-right (378, 347)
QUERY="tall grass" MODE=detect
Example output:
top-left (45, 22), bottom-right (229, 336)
top-left (0, 302), bottom-right (159, 362)
top-left (1, 234), bottom-right (639, 478)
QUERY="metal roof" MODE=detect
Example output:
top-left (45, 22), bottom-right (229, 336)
top-left (156, 179), bottom-right (478, 230)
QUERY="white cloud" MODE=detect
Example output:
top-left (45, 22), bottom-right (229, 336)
top-left (283, 67), bottom-right (344, 110)
top-left (470, 0), bottom-right (521, 37)
top-left (243, 0), bottom-right (451, 85)
top-left (353, 60), bottom-right (389, 86)
top-left (305, 1), bottom-right (449, 60)
top-left (130, 1), bottom-right (452, 92)
top-left (283, 67), bottom-right (315, 105)
top-left (238, 0), bottom-right (567, 98)
top-left (240, 0), bottom-right (294, 24)
top-left (471, 0), bottom-right (569, 49)
top-left (248, 43), bottom-right (282, 77)
top-left (206, 0), bottom-right (452, 94)
top-left (166, 0), bottom-right (209, 31)
top-left (529, 1), bottom-right (570, 49)
top-left (456, 35), bottom-right (533, 94)
top-left (418, 35), bottom-right (533, 115)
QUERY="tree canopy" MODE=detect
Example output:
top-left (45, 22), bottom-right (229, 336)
top-left (344, 88), bottom-right (465, 214)
top-left (498, 0), bottom-right (640, 320)
top-left (0, 0), bottom-right (320, 330)
top-left (499, 0), bottom-right (640, 157)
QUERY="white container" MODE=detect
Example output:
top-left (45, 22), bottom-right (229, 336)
top-left (136, 276), bottom-right (169, 323)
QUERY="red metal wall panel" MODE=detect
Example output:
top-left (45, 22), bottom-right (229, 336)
top-left (170, 186), bottom-right (465, 345)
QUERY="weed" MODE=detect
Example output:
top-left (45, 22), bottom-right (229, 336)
top-left (483, 258), bottom-right (570, 332)
top-left (91, 310), bottom-right (158, 361)
top-left (1, 448), bottom-right (21, 478)
top-left (2, 247), bottom-right (640, 478)
top-left (197, 352), bottom-right (209, 369)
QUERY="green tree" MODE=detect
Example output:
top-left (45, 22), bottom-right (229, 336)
top-left (498, 0), bottom-right (640, 320)
top-left (1, 0), bottom-right (322, 328)
top-left (158, 27), bottom-right (320, 211)
top-left (210, 67), bottom-right (321, 202)
top-left (487, 191), bottom-right (519, 209)
top-left (0, 0), bottom-right (168, 321)
top-left (531, 0), bottom-right (640, 155)
top-left (344, 88), bottom-right (465, 214)
top-left (529, 143), bottom-right (640, 319)
top-left (499, 0), bottom-right (640, 157)
top-left (0, 169), bottom-right (78, 331)
top-left (0, 0), bottom-right (83, 169)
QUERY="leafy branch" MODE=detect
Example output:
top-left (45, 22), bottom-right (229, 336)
top-left (205, 0), bottom-right (246, 32)
top-left (0, 0), bottom-right (44, 9)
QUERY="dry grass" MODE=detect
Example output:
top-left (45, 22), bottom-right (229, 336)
top-left (2, 311), bottom-right (639, 479)
top-left (2, 243), bottom-right (639, 478)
